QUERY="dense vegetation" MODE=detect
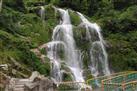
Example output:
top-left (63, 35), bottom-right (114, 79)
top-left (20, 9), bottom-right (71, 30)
top-left (0, 0), bottom-right (137, 80)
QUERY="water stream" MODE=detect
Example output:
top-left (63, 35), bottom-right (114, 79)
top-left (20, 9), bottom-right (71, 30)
top-left (0, 0), bottom-right (2, 12)
top-left (46, 8), bottom-right (85, 85)
top-left (45, 7), bottom-right (110, 89)
top-left (77, 12), bottom-right (110, 78)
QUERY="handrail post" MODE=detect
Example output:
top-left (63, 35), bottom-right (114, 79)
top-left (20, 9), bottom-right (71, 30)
top-left (101, 80), bottom-right (104, 91)
top-left (122, 83), bottom-right (125, 91)
top-left (132, 83), bottom-right (134, 91)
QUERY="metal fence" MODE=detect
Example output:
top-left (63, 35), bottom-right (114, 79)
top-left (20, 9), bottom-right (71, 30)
top-left (86, 71), bottom-right (137, 91)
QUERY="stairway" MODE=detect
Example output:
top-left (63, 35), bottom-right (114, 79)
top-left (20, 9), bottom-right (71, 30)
top-left (12, 79), bottom-right (29, 91)
top-left (5, 71), bottom-right (55, 91)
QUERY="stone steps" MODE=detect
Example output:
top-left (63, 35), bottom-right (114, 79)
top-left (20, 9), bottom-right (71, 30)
top-left (12, 79), bottom-right (28, 91)
top-left (14, 84), bottom-right (24, 88)
top-left (13, 87), bottom-right (24, 91)
top-left (5, 71), bottom-right (55, 91)
top-left (13, 82), bottom-right (25, 91)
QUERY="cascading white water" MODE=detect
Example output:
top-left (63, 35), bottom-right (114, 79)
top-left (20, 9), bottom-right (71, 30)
top-left (39, 6), bottom-right (45, 20)
top-left (46, 41), bottom-right (65, 83)
top-left (77, 12), bottom-right (110, 78)
top-left (46, 8), bottom-right (85, 85)
top-left (44, 6), bottom-right (110, 90)
top-left (0, 0), bottom-right (2, 12)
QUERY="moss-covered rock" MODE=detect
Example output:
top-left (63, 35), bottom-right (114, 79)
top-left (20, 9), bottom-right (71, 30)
top-left (69, 10), bottom-right (81, 26)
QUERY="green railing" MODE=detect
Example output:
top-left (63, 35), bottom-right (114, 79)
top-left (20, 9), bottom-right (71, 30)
top-left (57, 71), bottom-right (137, 91)
top-left (86, 71), bottom-right (134, 90)
top-left (102, 71), bottom-right (137, 91)
top-left (124, 81), bottom-right (137, 91)
top-left (57, 81), bottom-right (87, 91)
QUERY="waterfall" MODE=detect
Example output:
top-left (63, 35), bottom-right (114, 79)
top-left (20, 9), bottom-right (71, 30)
top-left (46, 8), bottom-right (85, 85)
top-left (77, 12), bottom-right (110, 78)
top-left (44, 6), bottom-right (110, 90)
top-left (39, 6), bottom-right (45, 20)
top-left (46, 41), bottom-right (65, 83)
top-left (0, 0), bottom-right (2, 12)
